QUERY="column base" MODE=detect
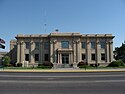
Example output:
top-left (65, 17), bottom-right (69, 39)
top-left (73, 63), bottom-right (79, 69)
top-left (52, 63), bottom-right (57, 69)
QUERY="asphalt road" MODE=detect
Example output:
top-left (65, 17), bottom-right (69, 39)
top-left (0, 72), bottom-right (125, 94)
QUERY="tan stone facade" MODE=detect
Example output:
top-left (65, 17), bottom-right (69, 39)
top-left (10, 32), bottom-right (114, 68)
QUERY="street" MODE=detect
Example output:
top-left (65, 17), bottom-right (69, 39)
top-left (0, 72), bottom-right (125, 94)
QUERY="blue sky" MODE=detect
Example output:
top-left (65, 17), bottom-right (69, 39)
top-left (0, 0), bottom-right (125, 52)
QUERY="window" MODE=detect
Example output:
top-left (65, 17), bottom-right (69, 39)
top-left (81, 42), bottom-right (86, 49)
top-left (35, 54), bottom-right (39, 61)
top-left (35, 42), bottom-right (39, 49)
top-left (100, 42), bottom-right (105, 49)
top-left (61, 41), bottom-right (69, 48)
top-left (25, 42), bottom-right (30, 49)
top-left (25, 54), bottom-right (29, 61)
top-left (91, 42), bottom-right (96, 49)
top-left (101, 53), bottom-right (105, 60)
top-left (82, 54), bottom-right (86, 60)
top-left (44, 42), bottom-right (49, 49)
top-left (91, 54), bottom-right (95, 60)
top-left (44, 54), bottom-right (49, 61)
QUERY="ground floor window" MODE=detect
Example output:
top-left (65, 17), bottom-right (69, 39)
top-left (44, 54), bottom-right (49, 61)
top-left (35, 54), bottom-right (39, 61)
top-left (25, 54), bottom-right (29, 61)
top-left (101, 53), bottom-right (105, 60)
top-left (91, 54), bottom-right (95, 60)
top-left (82, 54), bottom-right (86, 60)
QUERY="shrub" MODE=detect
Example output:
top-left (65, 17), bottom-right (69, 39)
top-left (78, 61), bottom-right (87, 66)
top-left (2, 56), bottom-right (10, 66)
top-left (108, 60), bottom-right (124, 67)
top-left (37, 63), bottom-right (52, 69)
top-left (17, 63), bottom-right (22, 67)
top-left (43, 61), bottom-right (53, 67)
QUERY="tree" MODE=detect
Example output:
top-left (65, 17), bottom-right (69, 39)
top-left (2, 56), bottom-right (10, 66)
top-left (114, 43), bottom-right (125, 63)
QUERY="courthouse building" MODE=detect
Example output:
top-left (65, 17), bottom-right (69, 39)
top-left (10, 32), bottom-right (114, 68)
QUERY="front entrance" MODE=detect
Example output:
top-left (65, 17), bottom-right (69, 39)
top-left (62, 53), bottom-right (69, 64)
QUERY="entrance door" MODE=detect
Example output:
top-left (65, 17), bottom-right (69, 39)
top-left (62, 54), bottom-right (69, 64)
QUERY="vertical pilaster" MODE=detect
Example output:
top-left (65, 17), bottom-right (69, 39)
top-left (60, 53), bottom-right (62, 64)
top-left (86, 39), bottom-right (90, 64)
top-left (109, 42), bottom-right (113, 62)
top-left (73, 41), bottom-right (76, 64)
top-left (76, 40), bottom-right (80, 63)
top-left (106, 42), bottom-right (109, 63)
top-left (30, 41), bottom-right (35, 64)
top-left (20, 41), bottom-right (24, 63)
top-left (40, 40), bottom-right (43, 63)
top-left (53, 40), bottom-right (57, 63)
top-left (58, 53), bottom-right (60, 64)
top-left (17, 42), bottom-right (20, 63)
top-left (96, 39), bottom-right (100, 65)
top-left (50, 41), bottom-right (53, 63)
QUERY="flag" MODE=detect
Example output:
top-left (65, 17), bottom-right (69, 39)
top-left (0, 44), bottom-right (5, 49)
top-left (0, 38), bottom-right (5, 44)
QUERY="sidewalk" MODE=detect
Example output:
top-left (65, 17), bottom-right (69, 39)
top-left (1, 68), bottom-right (125, 72)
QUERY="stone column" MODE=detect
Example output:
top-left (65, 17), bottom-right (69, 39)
top-left (20, 41), bottom-right (24, 63)
top-left (60, 53), bottom-right (62, 64)
top-left (30, 41), bottom-right (35, 64)
top-left (73, 41), bottom-right (76, 64)
top-left (70, 53), bottom-right (72, 64)
top-left (96, 40), bottom-right (100, 65)
top-left (40, 40), bottom-right (43, 64)
top-left (53, 40), bottom-right (57, 69)
top-left (76, 40), bottom-right (81, 63)
top-left (50, 41), bottom-right (53, 63)
top-left (109, 41), bottom-right (113, 62)
top-left (86, 39), bottom-right (90, 65)
top-left (17, 42), bottom-right (20, 63)
top-left (106, 42), bottom-right (109, 63)
top-left (69, 53), bottom-right (71, 64)
top-left (73, 40), bottom-right (78, 68)
top-left (58, 53), bottom-right (60, 64)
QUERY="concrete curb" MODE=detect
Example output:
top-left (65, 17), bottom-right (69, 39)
top-left (1, 68), bottom-right (125, 72)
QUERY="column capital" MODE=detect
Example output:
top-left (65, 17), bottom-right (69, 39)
top-left (20, 41), bottom-right (24, 45)
top-left (16, 41), bottom-right (20, 45)
top-left (76, 40), bottom-right (80, 43)
top-left (96, 42), bottom-right (100, 44)
top-left (53, 40), bottom-right (57, 44)
top-left (30, 41), bottom-right (34, 44)
top-left (109, 41), bottom-right (113, 44)
top-left (73, 40), bottom-right (76, 44)
top-left (50, 40), bottom-right (53, 44)
top-left (40, 40), bottom-right (43, 45)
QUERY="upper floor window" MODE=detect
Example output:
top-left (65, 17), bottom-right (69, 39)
top-left (44, 42), bottom-right (49, 49)
top-left (35, 42), bottom-right (39, 49)
top-left (91, 42), bottom-right (96, 49)
top-left (61, 41), bottom-right (69, 48)
top-left (25, 42), bottom-right (30, 49)
top-left (100, 42), bottom-right (105, 49)
top-left (81, 42), bottom-right (86, 49)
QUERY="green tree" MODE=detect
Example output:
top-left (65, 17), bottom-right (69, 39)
top-left (114, 43), bottom-right (125, 63)
top-left (2, 56), bottom-right (10, 66)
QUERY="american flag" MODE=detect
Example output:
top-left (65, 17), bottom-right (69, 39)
top-left (0, 38), bottom-right (5, 44)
